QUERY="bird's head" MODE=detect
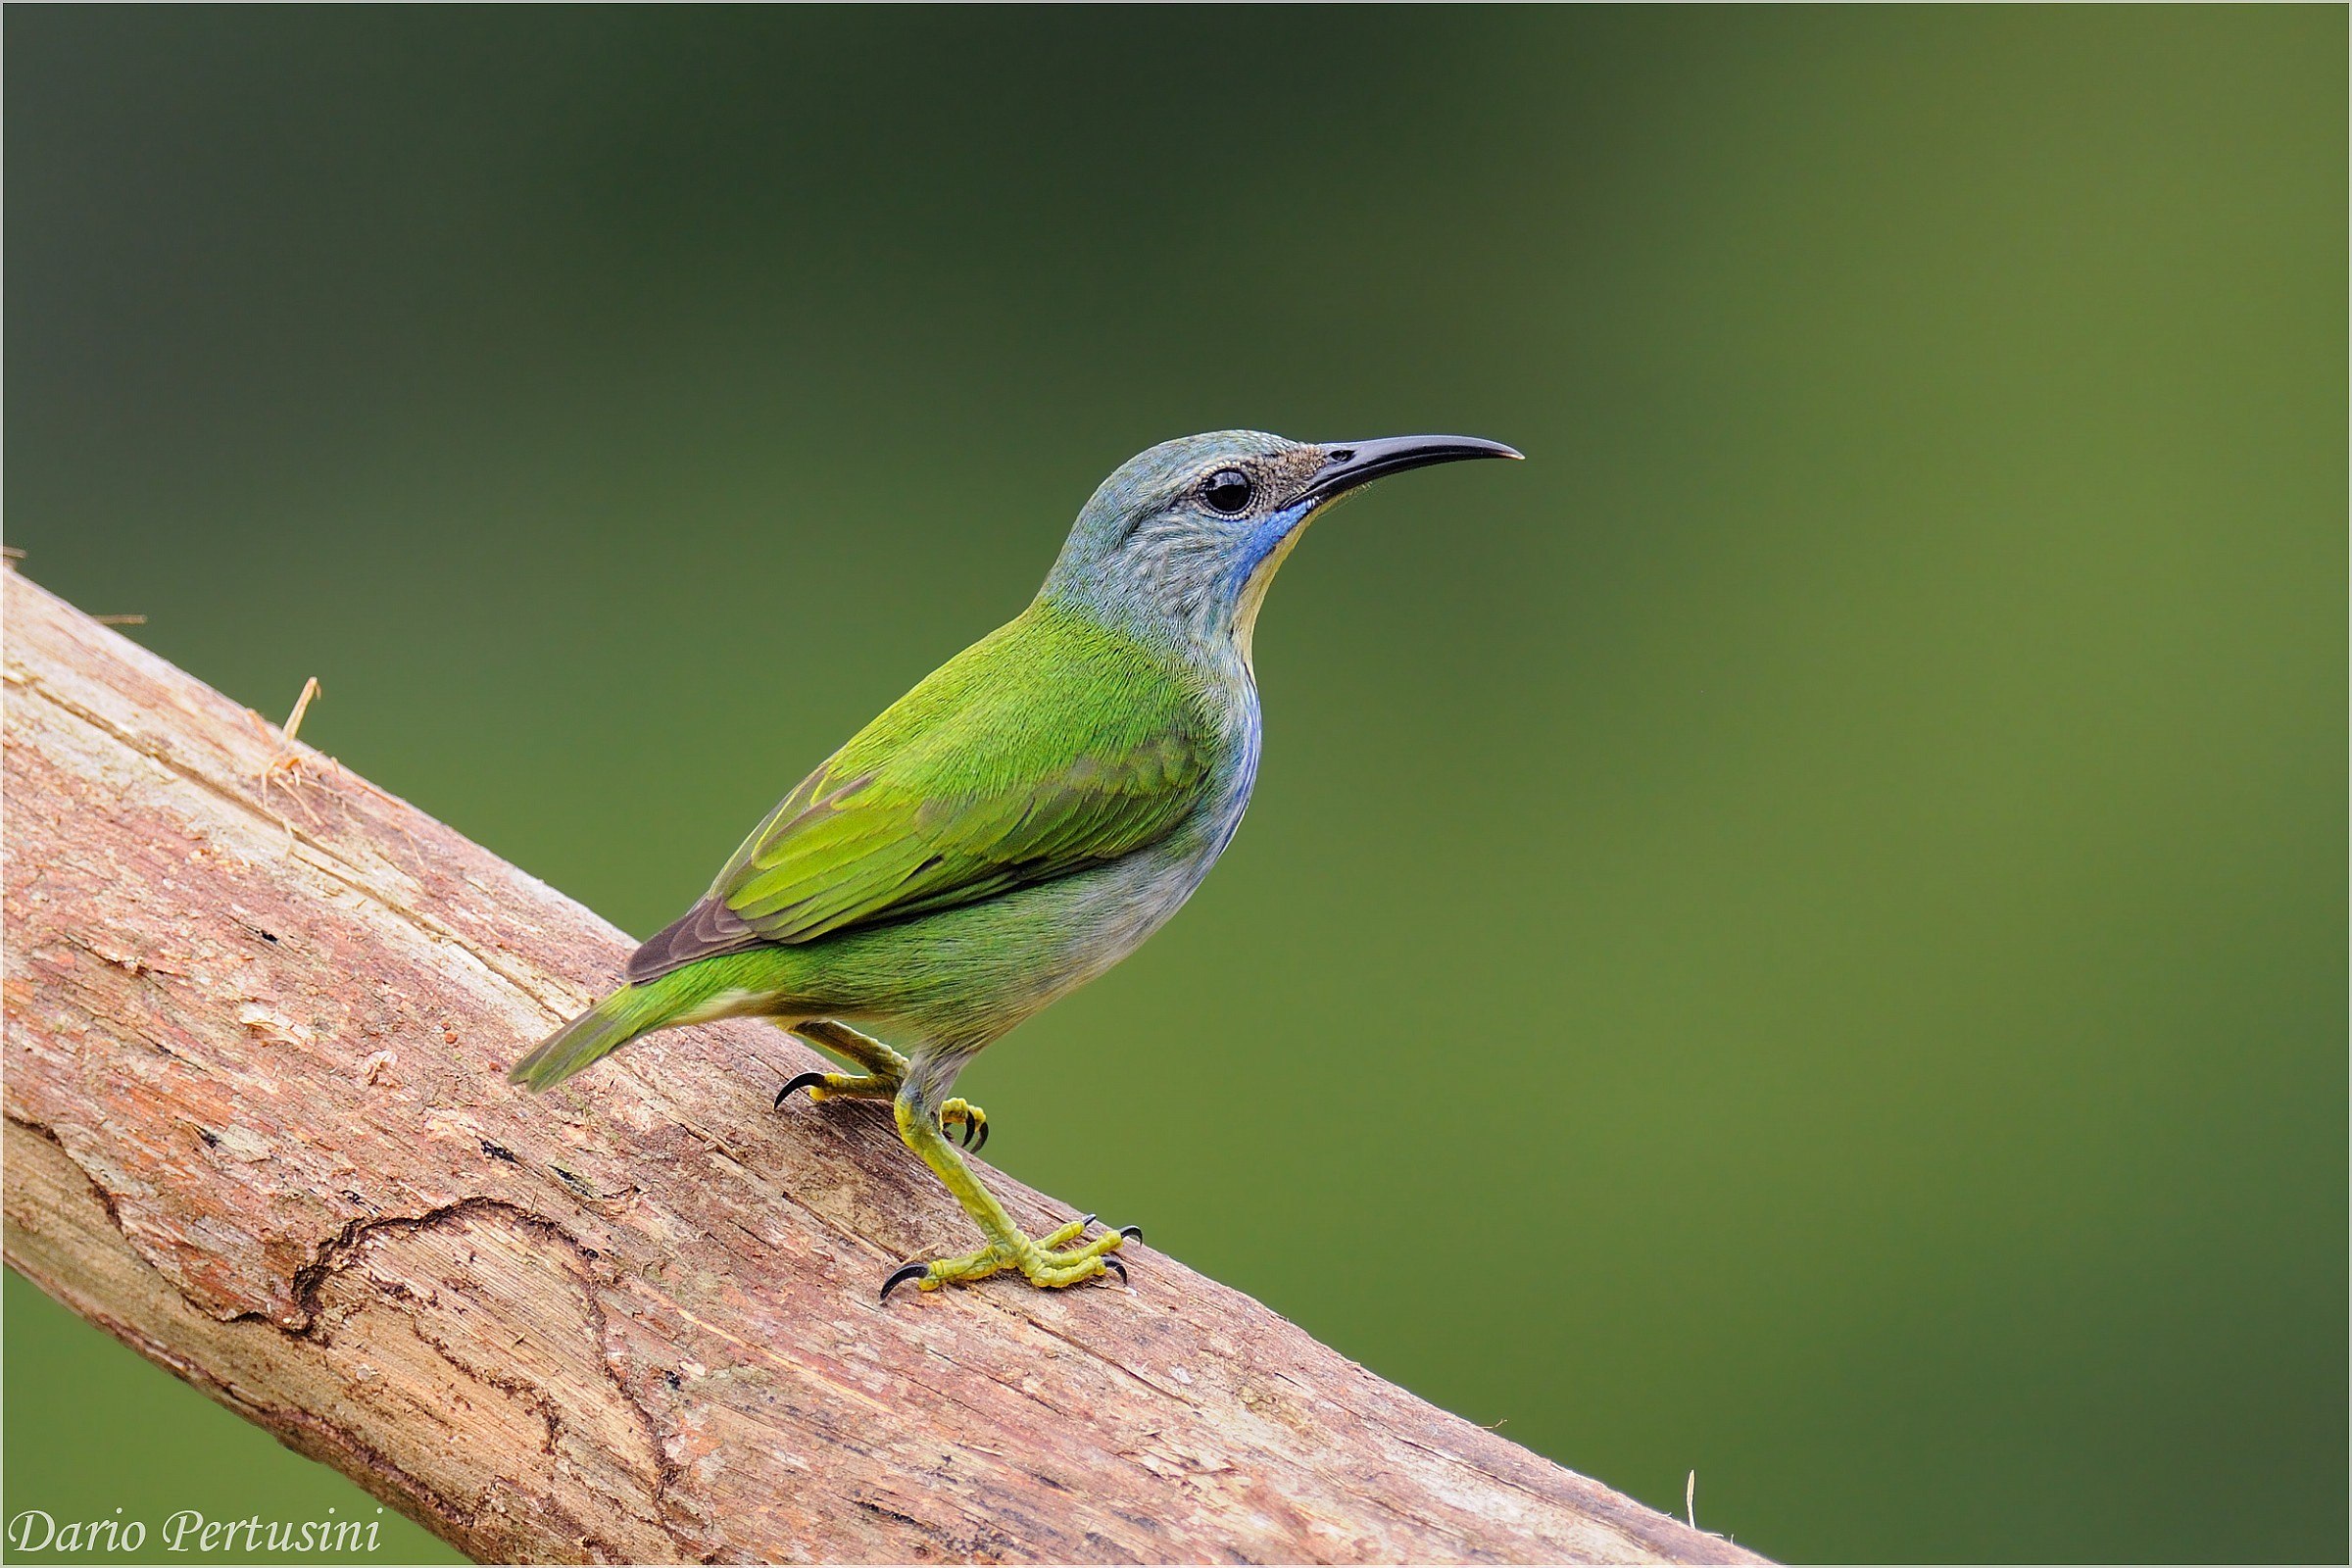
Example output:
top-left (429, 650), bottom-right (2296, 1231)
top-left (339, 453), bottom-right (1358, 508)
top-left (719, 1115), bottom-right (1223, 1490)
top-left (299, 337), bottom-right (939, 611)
top-left (1041, 429), bottom-right (1522, 663)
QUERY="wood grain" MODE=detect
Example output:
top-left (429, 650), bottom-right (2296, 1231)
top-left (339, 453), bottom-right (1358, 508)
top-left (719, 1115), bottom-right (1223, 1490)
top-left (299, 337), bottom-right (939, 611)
top-left (1, 567), bottom-right (1761, 1565)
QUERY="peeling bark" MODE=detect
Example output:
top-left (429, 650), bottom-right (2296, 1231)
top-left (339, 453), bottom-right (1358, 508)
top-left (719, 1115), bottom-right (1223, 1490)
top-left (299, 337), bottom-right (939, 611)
top-left (1, 568), bottom-right (1760, 1565)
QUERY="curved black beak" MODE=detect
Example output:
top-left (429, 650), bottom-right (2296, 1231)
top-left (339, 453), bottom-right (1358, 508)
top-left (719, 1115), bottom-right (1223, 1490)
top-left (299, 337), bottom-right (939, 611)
top-left (1296, 434), bottom-right (1523, 507)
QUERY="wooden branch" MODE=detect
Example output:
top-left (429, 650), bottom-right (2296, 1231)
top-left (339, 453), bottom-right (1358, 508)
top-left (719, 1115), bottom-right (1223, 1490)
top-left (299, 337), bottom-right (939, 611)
top-left (1, 567), bottom-right (1759, 1566)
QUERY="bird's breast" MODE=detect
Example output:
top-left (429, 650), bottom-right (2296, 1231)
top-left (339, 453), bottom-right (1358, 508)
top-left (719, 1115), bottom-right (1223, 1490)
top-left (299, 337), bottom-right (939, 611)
top-left (1199, 677), bottom-right (1262, 862)
top-left (1048, 673), bottom-right (1259, 982)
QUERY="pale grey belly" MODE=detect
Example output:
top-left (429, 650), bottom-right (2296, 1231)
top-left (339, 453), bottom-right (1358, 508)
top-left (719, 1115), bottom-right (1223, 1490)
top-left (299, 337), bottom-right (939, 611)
top-left (770, 831), bottom-right (1224, 1053)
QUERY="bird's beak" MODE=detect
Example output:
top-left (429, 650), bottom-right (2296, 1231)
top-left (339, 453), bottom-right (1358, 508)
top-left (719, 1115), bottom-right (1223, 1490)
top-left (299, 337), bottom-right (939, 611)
top-left (1294, 434), bottom-right (1524, 507)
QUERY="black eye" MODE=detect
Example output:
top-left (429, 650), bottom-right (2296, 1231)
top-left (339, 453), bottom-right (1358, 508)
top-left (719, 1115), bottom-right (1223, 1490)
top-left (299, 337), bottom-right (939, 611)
top-left (1201, 468), bottom-right (1254, 514)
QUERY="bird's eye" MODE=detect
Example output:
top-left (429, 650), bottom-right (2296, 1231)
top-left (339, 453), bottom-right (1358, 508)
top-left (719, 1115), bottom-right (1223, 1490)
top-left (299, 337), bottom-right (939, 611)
top-left (1201, 468), bottom-right (1254, 514)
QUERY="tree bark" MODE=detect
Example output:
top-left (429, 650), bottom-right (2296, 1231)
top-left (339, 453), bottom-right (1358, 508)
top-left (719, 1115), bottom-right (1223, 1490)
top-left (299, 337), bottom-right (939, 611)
top-left (1, 567), bottom-right (1760, 1566)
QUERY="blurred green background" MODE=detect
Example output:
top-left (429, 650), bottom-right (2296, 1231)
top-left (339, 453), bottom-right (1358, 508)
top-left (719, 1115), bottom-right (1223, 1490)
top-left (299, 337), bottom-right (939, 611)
top-left (4, 7), bottom-right (2342, 1563)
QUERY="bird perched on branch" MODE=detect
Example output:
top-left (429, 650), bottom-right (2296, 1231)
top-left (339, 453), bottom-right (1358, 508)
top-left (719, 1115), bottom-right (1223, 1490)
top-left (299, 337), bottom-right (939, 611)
top-left (510, 430), bottom-right (1521, 1298)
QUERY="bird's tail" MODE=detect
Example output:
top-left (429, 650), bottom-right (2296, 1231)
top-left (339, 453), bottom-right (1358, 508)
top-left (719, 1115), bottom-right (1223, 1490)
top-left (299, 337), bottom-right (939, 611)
top-left (509, 983), bottom-right (669, 1092)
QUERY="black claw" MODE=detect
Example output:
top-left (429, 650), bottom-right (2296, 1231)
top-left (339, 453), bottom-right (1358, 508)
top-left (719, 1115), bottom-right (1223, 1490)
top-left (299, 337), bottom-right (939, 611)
top-left (1102, 1256), bottom-right (1128, 1284)
top-left (972, 1121), bottom-right (989, 1153)
top-left (1080, 1213), bottom-right (1098, 1228)
top-left (1118, 1224), bottom-right (1145, 1243)
top-left (879, 1262), bottom-right (930, 1302)
top-left (775, 1071), bottom-right (828, 1109)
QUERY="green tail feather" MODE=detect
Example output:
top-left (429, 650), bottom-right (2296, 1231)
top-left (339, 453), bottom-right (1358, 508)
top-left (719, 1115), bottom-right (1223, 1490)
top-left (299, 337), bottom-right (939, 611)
top-left (510, 985), bottom-right (661, 1091)
top-left (510, 953), bottom-right (783, 1091)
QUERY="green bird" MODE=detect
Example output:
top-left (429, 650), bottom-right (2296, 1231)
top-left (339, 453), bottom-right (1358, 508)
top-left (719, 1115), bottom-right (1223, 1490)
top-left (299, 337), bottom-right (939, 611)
top-left (510, 430), bottom-right (1521, 1298)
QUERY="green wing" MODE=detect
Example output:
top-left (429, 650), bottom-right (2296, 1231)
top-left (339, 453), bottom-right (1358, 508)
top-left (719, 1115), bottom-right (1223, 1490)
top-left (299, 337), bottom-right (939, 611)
top-left (626, 605), bottom-right (1213, 981)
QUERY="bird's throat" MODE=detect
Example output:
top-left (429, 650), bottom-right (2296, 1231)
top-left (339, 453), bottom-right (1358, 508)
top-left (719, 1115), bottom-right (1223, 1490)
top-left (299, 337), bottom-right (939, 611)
top-left (1231, 519), bottom-right (1308, 671)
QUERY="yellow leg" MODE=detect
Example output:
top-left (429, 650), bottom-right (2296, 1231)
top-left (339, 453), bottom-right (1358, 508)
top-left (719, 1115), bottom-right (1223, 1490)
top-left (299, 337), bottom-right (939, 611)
top-left (776, 1020), bottom-right (989, 1149)
top-left (880, 1089), bottom-right (1137, 1299)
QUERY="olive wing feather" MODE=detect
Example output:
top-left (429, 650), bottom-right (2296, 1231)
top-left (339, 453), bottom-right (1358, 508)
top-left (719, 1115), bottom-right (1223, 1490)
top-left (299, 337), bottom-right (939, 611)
top-left (625, 612), bottom-right (1213, 983)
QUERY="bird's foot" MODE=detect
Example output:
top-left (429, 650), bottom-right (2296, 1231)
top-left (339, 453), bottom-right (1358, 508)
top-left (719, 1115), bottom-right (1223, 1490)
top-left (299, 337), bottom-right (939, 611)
top-left (940, 1097), bottom-right (988, 1152)
top-left (779, 1075), bottom-right (988, 1149)
top-left (775, 1069), bottom-right (894, 1106)
top-left (880, 1216), bottom-right (1142, 1299)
